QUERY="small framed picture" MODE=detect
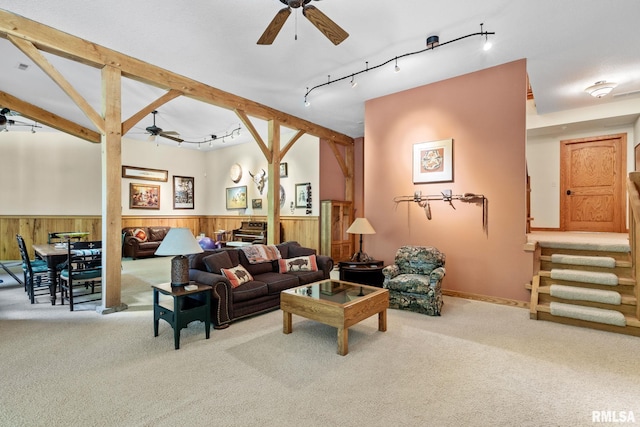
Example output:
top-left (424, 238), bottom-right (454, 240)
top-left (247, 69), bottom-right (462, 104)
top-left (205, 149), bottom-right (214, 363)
top-left (413, 138), bottom-right (453, 184)
top-left (173, 175), bottom-right (194, 209)
top-left (295, 182), bottom-right (310, 208)
top-left (226, 186), bottom-right (247, 210)
top-left (129, 183), bottom-right (160, 209)
top-left (280, 162), bottom-right (288, 178)
top-left (252, 198), bottom-right (263, 209)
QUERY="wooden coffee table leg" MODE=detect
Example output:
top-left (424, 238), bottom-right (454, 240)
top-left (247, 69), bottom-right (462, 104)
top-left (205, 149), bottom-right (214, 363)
top-left (337, 327), bottom-right (348, 356)
top-left (378, 309), bottom-right (387, 332)
top-left (283, 311), bottom-right (292, 334)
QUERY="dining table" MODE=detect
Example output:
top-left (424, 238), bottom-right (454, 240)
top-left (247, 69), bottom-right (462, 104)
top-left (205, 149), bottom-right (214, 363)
top-left (32, 243), bottom-right (69, 305)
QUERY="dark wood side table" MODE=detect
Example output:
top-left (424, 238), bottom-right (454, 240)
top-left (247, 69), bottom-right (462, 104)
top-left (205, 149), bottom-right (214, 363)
top-left (152, 282), bottom-right (212, 350)
top-left (338, 260), bottom-right (385, 287)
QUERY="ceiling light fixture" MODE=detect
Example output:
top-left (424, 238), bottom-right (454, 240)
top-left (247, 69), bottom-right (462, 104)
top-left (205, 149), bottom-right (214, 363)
top-left (585, 81), bottom-right (617, 98)
top-left (350, 75), bottom-right (358, 88)
top-left (394, 57), bottom-right (400, 73)
top-left (303, 23), bottom-right (495, 103)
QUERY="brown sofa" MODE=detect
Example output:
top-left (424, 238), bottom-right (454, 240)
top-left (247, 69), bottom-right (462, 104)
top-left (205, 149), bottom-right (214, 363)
top-left (188, 241), bottom-right (333, 328)
top-left (122, 226), bottom-right (171, 259)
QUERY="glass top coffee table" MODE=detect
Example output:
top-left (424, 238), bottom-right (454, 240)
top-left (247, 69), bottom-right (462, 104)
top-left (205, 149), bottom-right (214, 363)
top-left (280, 279), bottom-right (389, 356)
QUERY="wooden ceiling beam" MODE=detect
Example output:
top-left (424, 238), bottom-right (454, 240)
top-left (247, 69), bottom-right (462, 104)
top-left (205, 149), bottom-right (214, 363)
top-left (8, 35), bottom-right (105, 133)
top-left (0, 90), bottom-right (101, 143)
top-left (0, 10), bottom-right (354, 147)
top-left (121, 89), bottom-right (183, 135)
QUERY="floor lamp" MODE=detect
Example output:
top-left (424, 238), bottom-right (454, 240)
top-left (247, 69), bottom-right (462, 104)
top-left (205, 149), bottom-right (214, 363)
top-left (346, 218), bottom-right (376, 262)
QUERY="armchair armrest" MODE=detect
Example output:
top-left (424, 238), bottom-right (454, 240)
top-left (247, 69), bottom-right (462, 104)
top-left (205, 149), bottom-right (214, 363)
top-left (429, 266), bottom-right (446, 288)
top-left (382, 264), bottom-right (400, 279)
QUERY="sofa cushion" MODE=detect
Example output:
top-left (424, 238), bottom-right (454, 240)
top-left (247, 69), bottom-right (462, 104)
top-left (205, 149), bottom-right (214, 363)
top-left (238, 250), bottom-right (275, 276)
top-left (132, 228), bottom-right (148, 242)
top-left (232, 281), bottom-right (268, 302)
top-left (203, 251), bottom-right (234, 274)
top-left (252, 272), bottom-right (300, 294)
top-left (279, 255), bottom-right (318, 273)
top-left (285, 270), bottom-right (325, 285)
top-left (221, 265), bottom-right (253, 288)
top-left (148, 227), bottom-right (169, 242)
top-left (288, 245), bottom-right (316, 257)
top-left (138, 241), bottom-right (161, 250)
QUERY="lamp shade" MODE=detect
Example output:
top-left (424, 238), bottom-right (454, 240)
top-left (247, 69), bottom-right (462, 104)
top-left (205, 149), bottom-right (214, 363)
top-left (346, 218), bottom-right (376, 235)
top-left (155, 228), bottom-right (204, 256)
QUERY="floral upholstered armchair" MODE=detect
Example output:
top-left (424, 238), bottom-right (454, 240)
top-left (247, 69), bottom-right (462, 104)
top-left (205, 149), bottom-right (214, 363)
top-left (382, 246), bottom-right (446, 316)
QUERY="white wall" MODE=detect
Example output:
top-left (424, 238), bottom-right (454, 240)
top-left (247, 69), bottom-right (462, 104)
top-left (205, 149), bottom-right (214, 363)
top-left (0, 131), bottom-right (319, 217)
top-left (0, 131), bottom-right (102, 215)
top-left (203, 133), bottom-right (320, 216)
top-left (527, 125), bottom-right (634, 228)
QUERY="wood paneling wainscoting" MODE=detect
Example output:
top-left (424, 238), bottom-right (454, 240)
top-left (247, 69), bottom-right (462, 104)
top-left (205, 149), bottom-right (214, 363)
top-left (1, 215), bottom-right (320, 260)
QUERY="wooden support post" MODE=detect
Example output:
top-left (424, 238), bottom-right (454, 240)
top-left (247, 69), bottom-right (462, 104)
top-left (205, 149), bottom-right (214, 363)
top-left (99, 65), bottom-right (126, 314)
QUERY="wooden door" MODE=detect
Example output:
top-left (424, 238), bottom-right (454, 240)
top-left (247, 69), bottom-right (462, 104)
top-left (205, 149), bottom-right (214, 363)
top-left (560, 134), bottom-right (626, 232)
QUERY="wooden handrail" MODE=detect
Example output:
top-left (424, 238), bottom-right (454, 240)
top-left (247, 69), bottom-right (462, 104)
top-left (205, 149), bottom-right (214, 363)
top-left (627, 172), bottom-right (640, 319)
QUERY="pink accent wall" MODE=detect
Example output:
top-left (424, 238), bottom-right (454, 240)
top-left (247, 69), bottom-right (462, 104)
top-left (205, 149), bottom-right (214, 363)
top-left (364, 59), bottom-right (531, 302)
top-left (319, 137), bottom-right (364, 217)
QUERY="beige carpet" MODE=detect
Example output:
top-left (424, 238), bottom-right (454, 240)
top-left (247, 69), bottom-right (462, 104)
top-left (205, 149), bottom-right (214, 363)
top-left (1, 257), bottom-right (640, 426)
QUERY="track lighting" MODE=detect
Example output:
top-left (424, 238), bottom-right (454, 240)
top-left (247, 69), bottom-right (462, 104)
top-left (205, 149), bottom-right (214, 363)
top-left (303, 23), bottom-right (495, 103)
top-left (481, 23), bottom-right (492, 51)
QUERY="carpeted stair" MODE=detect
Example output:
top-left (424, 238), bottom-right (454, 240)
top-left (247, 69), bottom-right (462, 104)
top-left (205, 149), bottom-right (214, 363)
top-left (527, 238), bottom-right (640, 337)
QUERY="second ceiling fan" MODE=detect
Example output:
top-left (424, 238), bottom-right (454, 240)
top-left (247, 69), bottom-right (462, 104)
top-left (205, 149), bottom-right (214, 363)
top-left (258, 0), bottom-right (349, 46)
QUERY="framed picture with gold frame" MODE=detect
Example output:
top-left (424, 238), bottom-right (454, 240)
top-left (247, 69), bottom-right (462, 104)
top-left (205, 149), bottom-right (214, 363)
top-left (129, 183), bottom-right (160, 209)
top-left (122, 165), bottom-right (168, 182)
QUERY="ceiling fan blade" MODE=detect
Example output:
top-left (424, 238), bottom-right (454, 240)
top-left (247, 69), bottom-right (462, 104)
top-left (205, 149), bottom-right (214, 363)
top-left (162, 130), bottom-right (180, 136)
top-left (257, 8), bottom-right (291, 45)
top-left (158, 132), bottom-right (184, 143)
top-left (303, 5), bottom-right (348, 45)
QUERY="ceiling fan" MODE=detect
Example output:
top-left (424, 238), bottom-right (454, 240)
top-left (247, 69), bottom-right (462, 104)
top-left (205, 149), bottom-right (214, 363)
top-left (258, 0), bottom-right (349, 46)
top-left (145, 110), bottom-right (183, 143)
top-left (0, 107), bottom-right (40, 131)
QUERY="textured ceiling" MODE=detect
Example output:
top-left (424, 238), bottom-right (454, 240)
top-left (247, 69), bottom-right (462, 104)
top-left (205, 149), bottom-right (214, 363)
top-left (1, 1), bottom-right (639, 149)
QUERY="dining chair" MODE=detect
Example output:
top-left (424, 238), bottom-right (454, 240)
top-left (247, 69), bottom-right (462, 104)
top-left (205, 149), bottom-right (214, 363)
top-left (16, 234), bottom-right (50, 303)
top-left (59, 241), bottom-right (102, 311)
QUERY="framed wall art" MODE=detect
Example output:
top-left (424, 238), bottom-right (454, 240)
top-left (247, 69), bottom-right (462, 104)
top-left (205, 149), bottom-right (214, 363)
top-left (173, 175), bottom-right (194, 209)
top-left (252, 198), bottom-right (263, 209)
top-left (413, 138), bottom-right (453, 184)
top-left (129, 183), bottom-right (160, 209)
top-left (122, 165), bottom-right (168, 182)
top-left (295, 182), bottom-right (310, 208)
top-left (280, 162), bottom-right (288, 178)
top-left (226, 186), bottom-right (247, 210)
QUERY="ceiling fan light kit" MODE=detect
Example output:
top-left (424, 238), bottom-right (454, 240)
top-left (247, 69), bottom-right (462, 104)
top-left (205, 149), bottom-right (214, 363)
top-left (303, 23), bottom-right (495, 105)
top-left (585, 81), bottom-right (617, 98)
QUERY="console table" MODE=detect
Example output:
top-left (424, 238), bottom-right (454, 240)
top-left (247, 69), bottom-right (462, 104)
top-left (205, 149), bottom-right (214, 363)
top-left (338, 260), bottom-right (385, 287)
top-left (152, 282), bottom-right (212, 350)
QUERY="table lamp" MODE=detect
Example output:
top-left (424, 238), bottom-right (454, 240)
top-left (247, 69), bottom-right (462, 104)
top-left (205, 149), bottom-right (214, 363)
top-left (346, 217), bottom-right (376, 262)
top-left (155, 228), bottom-right (203, 287)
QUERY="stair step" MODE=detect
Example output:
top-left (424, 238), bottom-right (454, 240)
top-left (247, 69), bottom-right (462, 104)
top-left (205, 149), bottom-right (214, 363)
top-left (539, 255), bottom-right (631, 269)
top-left (537, 285), bottom-right (637, 305)
top-left (550, 302), bottom-right (626, 326)
top-left (538, 270), bottom-right (635, 286)
top-left (536, 303), bottom-right (640, 329)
